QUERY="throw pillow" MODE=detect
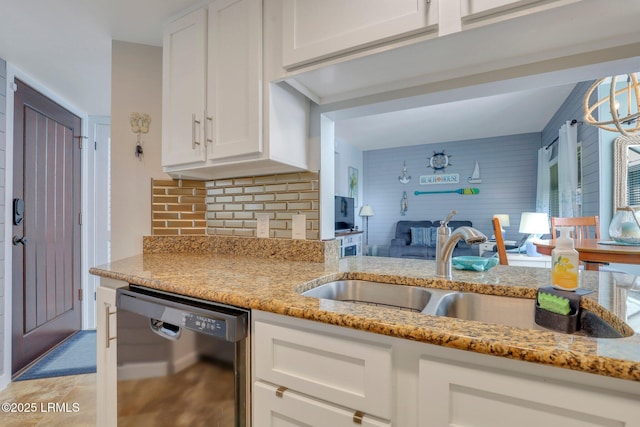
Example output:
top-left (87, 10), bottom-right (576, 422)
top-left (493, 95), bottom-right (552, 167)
top-left (429, 226), bottom-right (439, 247)
top-left (410, 227), bottom-right (430, 246)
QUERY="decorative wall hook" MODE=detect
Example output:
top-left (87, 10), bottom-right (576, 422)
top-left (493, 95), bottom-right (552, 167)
top-left (398, 161), bottom-right (411, 184)
top-left (130, 112), bottom-right (151, 159)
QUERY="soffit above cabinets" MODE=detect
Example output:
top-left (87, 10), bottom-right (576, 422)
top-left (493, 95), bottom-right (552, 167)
top-left (282, 0), bottom-right (640, 108)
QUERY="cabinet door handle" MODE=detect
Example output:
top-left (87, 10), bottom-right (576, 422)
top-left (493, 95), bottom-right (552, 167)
top-left (105, 304), bottom-right (116, 349)
top-left (206, 115), bottom-right (213, 144)
top-left (105, 304), bottom-right (111, 348)
top-left (192, 113), bottom-right (201, 149)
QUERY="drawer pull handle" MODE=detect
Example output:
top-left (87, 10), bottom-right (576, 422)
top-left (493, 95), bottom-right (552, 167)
top-left (353, 410), bottom-right (364, 424)
top-left (275, 386), bottom-right (287, 398)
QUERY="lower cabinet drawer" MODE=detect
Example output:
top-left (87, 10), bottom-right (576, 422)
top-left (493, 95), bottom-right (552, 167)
top-left (253, 381), bottom-right (391, 427)
top-left (254, 321), bottom-right (392, 420)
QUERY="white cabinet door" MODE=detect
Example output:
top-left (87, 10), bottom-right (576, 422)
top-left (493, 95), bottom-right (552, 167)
top-left (162, 9), bottom-right (207, 167)
top-left (282, 0), bottom-right (438, 69)
top-left (207, 0), bottom-right (262, 161)
top-left (254, 320), bottom-right (393, 420)
top-left (253, 381), bottom-right (391, 427)
top-left (96, 286), bottom-right (117, 427)
top-left (460, 0), bottom-right (582, 23)
top-left (418, 357), bottom-right (640, 427)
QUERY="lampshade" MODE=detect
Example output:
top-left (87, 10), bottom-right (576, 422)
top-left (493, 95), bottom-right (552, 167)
top-left (492, 214), bottom-right (510, 227)
top-left (519, 212), bottom-right (550, 234)
top-left (359, 205), bottom-right (374, 217)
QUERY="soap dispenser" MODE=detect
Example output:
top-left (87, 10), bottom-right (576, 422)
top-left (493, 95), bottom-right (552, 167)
top-left (551, 227), bottom-right (579, 291)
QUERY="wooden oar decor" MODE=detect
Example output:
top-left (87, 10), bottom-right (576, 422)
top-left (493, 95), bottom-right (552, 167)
top-left (414, 188), bottom-right (479, 196)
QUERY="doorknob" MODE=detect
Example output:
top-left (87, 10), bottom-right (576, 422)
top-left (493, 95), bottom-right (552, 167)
top-left (12, 236), bottom-right (27, 246)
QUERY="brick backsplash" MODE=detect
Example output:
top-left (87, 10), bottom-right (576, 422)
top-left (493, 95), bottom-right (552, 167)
top-left (206, 172), bottom-right (320, 240)
top-left (152, 179), bottom-right (207, 236)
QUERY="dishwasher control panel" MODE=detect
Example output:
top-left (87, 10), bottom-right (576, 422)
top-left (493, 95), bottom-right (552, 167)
top-left (184, 313), bottom-right (228, 339)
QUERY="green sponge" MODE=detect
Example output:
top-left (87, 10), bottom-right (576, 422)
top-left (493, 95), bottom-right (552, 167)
top-left (537, 292), bottom-right (571, 315)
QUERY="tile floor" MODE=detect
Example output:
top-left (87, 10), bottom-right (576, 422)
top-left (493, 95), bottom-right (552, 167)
top-left (0, 374), bottom-right (96, 427)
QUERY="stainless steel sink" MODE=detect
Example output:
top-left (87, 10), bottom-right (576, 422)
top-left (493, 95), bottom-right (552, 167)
top-left (434, 292), bottom-right (538, 330)
top-left (301, 280), bottom-right (434, 312)
top-left (435, 292), bottom-right (630, 338)
top-left (301, 280), bottom-right (630, 338)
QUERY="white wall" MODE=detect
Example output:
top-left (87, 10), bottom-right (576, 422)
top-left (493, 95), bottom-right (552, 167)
top-left (111, 41), bottom-right (169, 260)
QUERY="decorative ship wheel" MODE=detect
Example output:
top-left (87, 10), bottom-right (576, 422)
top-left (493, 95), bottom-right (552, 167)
top-left (427, 150), bottom-right (450, 173)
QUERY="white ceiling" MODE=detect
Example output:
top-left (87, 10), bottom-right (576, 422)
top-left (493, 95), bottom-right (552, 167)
top-left (334, 83), bottom-right (576, 151)
top-left (0, 0), bottom-right (631, 150)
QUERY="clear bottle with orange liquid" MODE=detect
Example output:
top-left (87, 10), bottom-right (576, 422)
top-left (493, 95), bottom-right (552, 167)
top-left (551, 227), bottom-right (579, 291)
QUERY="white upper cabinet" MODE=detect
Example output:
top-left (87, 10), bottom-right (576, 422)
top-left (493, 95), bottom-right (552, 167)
top-left (282, 0), bottom-right (439, 69)
top-left (460, 0), bottom-right (583, 25)
top-left (279, 0), bottom-right (640, 107)
top-left (207, 0), bottom-right (262, 160)
top-left (162, 9), bottom-right (207, 167)
top-left (162, 0), bottom-right (310, 180)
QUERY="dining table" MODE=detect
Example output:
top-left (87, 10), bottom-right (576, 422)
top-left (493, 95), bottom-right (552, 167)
top-left (534, 239), bottom-right (640, 270)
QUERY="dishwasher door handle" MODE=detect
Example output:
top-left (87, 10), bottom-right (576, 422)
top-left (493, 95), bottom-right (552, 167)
top-left (150, 318), bottom-right (182, 340)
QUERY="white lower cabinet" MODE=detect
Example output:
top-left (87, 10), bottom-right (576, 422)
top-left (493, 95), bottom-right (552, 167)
top-left (252, 310), bottom-right (640, 427)
top-left (253, 313), bottom-right (393, 426)
top-left (96, 282), bottom-right (120, 427)
top-left (418, 357), bottom-right (640, 427)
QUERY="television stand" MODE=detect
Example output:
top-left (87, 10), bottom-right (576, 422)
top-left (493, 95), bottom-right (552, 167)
top-left (335, 230), bottom-right (363, 258)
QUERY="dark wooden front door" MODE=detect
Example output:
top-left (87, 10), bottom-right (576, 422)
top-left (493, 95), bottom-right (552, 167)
top-left (12, 79), bottom-right (82, 374)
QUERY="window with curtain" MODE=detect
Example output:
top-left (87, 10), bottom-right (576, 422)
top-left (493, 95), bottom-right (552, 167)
top-left (549, 143), bottom-right (582, 217)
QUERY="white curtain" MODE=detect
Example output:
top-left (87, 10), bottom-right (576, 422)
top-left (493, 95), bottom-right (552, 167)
top-left (557, 120), bottom-right (578, 217)
top-left (535, 146), bottom-right (552, 214)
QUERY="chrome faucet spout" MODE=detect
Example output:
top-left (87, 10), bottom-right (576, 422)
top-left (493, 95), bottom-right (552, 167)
top-left (435, 226), bottom-right (487, 280)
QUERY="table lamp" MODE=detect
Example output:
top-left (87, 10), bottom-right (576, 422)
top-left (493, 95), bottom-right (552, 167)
top-left (359, 205), bottom-right (374, 256)
top-left (519, 212), bottom-right (550, 257)
top-left (492, 214), bottom-right (510, 236)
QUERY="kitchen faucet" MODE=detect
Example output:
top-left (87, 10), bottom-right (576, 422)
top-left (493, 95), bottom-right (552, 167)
top-left (435, 210), bottom-right (488, 280)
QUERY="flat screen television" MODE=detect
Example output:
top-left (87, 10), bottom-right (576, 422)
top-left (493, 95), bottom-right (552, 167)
top-left (335, 196), bottom-right (355, 232)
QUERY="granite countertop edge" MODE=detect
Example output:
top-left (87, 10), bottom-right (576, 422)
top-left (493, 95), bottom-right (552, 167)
top-left (89, 253), bottom-right (640, 383)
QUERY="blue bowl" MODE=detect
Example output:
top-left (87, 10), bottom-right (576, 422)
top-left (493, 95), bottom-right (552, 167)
top-left (452, 256), bottom-right (499, 272)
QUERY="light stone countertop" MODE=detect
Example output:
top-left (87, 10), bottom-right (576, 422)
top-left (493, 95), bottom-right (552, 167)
top-left (90, 251), bottom-right (640, 383)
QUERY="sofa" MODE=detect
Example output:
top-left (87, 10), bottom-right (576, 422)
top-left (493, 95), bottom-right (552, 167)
top-left (389, 220), bottom-right (476, 260)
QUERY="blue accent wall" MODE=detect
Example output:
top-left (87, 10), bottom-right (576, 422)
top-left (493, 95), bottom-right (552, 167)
top-left (358, 80), bottom-right (603, 256)
top-left (363, 133), bottom-right (541, 255)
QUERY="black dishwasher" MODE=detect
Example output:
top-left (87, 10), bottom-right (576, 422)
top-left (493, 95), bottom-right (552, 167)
top-left (116, 285), bottom-right (250, 427)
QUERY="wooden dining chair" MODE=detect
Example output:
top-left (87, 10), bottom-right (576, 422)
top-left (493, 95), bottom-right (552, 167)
top-left (492, 217), bottom-right (508, 265)
top-left (550, 216), bottom-right (600, 241)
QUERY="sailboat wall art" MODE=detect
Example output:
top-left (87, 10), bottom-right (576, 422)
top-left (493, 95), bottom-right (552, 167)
top-left (467, 161), bottom-right (482, 184)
